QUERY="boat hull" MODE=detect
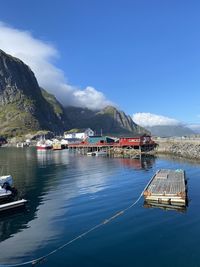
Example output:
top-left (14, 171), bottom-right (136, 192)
top-left (37, 146), bottom-right (52, 150)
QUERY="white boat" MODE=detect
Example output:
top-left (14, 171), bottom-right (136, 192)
top-left (0, 175), bottom-right (14, 199)
top-left (36, 139), bottom-right (52, 150)
top-left (17, 142), bottom-right (30, 148)
top-left (87, 152), bottom-right (95, 156)
top-left (0, 175), bottom-right (27, 213)
top-left (95, 150), bottom-right (107, 156)
top-left (0, 199), bottom-right (27, 212)
top-left (87, 150), bottom-right (107, 156)
top-left (0, 175), bottom-right (13, 186)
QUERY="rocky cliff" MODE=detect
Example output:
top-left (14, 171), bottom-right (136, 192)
top-left (65, 106), bottom-right (149, 136)
top-left (0, 49), bottom-right (148, 137)
top-left (0, 49), bottom-right (66, 136)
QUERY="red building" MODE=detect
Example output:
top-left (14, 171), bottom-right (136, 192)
top-left (117, 135), bottom-right (155, 150)
top-left (68, 134), bottom-right (156, 152)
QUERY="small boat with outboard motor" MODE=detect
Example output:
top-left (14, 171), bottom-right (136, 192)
top-left (0, 175), bottom-right (27, 212)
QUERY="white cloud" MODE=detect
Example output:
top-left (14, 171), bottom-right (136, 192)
top-left (132, 112), bottom-right (181, 127)
top-left (0, 22), bottom-right (113, 109)
top-left (187, 124), bottom-right (200, 133)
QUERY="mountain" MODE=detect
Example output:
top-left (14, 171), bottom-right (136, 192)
top-left (0, 49), bottom-right (67, 137)
top-left (65, 106), bottom-right (149, 136)
top-left (186, 124), bottom-right (200, 134)
top-left (146, 125), bottom-right (194, 137)
top-left (0, 49), bottom-right (148, 137)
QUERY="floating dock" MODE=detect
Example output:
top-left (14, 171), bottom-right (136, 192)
top-left (144, 169), bottom-right (187, 206)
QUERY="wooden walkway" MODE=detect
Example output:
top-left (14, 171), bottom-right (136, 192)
top-left (144, 169), bottom-right (187, 206)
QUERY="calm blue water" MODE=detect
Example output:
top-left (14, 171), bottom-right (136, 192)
top-left (0, 148), bottom-right (200, 267)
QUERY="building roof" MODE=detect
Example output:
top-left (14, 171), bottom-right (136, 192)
top-left (63, 138), bottom-right (82, 141)
top-left (64, 128), bottom-right (93, 134)
top-left (119, 134), bottom-right (151, 138)
top-left (87, 136), bottom-right (115, 144)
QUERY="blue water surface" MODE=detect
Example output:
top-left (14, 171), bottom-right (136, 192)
top-left (0, 148), bottom-right (199, 267)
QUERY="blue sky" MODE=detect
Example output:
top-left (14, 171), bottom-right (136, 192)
top-left (0, 0), bottom-right (200, 125)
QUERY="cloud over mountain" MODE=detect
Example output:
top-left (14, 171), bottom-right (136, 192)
top-left (0, 22), bottom-right (113, 110)
top-left (187, 124), bottom-right (200, 133)
top-left (132, 113), bottom-right (195, 137)
top-left (132, 112), bottom-right (181, 127)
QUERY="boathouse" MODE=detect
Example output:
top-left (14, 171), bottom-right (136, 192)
top-left (117, 135), bottom-right (156, 150)
top-left (68, 134), bottom-right (157, 154)
top-left (86, 136), bottom-right (115, 145)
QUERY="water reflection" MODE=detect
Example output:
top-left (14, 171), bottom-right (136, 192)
top-left (0, 151), bottom-right (156, 247)
top-left (117, 155), bottom-right (155, 170)
top-left (36, 149), bottom-right (70, 166)
top-left (0, 148), bottom-right (118, 264)
top-left (143, 201), bottom-right (187, 213)
top-left (0, 148), bottom-right (68, 243)
top-left (0, 149), bottom-right (194, 265)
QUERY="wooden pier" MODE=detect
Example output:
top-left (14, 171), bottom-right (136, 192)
top-left (68, 135), bottom-right (157, 156)
top-left (144, 169), bottom-right (187, 206)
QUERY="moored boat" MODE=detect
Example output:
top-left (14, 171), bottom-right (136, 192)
top-left (95, 150), bottom-right (107, 156)
top-left (36, 139), bottom-right (52, 150)
top-left (0, 175), bottom-right (27, 213)
top-left (0, 175), bottom-right (17, 201)
top-left (52, 143), bottom-right (63, 150)
top-left (87, 150), bottom-right (107, 156)
top-left (0, 199), bottom-right (27, 212)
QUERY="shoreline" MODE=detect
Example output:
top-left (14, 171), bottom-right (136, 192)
top-left (155, 139), bottom-right (200, 161)
top-left (2, 138), bottom-right (200, 162)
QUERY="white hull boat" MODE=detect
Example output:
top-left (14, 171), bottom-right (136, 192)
top-left (95, 150), bottom-right (107, 156)
top-left (87, 151), bottom-right (107, 156)
top-left (0, 175), bottom-right (27, 212)
top-left (0, 175), bottom-right (13, 186)
top-left (0, 175), bottom-right (14, 200)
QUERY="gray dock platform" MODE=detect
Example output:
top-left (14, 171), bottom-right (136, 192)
top-left (144, 169), bottom-right (187, 206)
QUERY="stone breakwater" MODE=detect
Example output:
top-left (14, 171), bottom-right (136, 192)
top-left (156, 139), bottom-right (200, 160)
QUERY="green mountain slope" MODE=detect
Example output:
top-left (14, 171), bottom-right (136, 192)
top-left (0, 49), bottom-right (148, 137)
top-left (0, 50), bottom-right (66, 136)
top-left (65, 106), bottom-right (149, 136)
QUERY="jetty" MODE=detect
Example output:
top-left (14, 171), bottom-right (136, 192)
top-left (144, 169), bottom-right (187, 207)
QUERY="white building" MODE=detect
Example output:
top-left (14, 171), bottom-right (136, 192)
top-left (61, 138), bottom-right (81, 145)
top-left (64, 128), bottom-right (94, 140)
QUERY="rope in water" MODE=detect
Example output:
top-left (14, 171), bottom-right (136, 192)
top-left (0, 175), bottom-right (154, 267)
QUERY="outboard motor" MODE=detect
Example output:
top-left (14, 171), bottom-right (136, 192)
top-left (2, 182), bottom-right (18, 197)
top-left (2, 182), bottom-right (11, 191)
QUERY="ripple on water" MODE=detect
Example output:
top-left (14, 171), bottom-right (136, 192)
top-left (0, 150), bottom-right (200, 267)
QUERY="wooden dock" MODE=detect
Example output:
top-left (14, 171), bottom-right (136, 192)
top-left (144, 169), bottom-right (187, 206)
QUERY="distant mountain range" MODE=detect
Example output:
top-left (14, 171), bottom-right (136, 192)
top-left (146, 125), bottom-right (194, 137)
top-left (186, 124), bottom-right (200, 134)
top-left (0, 49), bottom-right (148, 137)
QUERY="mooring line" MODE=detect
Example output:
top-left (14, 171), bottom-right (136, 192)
top-left (0, 175), bottom-right (154, 267)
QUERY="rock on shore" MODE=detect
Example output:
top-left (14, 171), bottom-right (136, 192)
top-left (156, 139), bottom-right (200, 160)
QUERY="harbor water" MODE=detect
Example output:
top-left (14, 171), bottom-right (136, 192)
top-left (0, 148), bottom-right (200, 267)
